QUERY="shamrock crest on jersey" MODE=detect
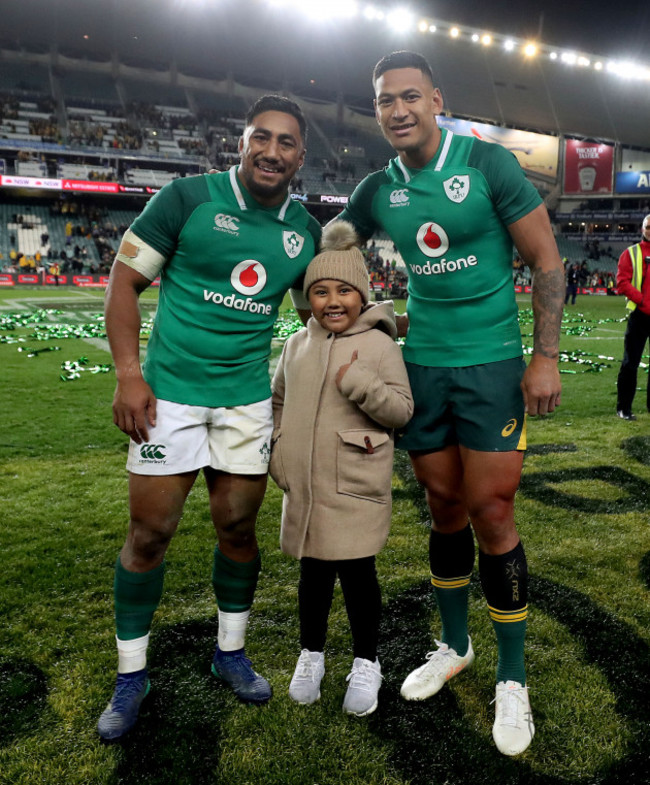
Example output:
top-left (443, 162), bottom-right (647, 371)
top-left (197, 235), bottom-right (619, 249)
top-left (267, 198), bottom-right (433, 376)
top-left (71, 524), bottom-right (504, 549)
top-left (443, 175), bottom-right (470, 204)
top-left (283, 231), bottom-right (305, 259)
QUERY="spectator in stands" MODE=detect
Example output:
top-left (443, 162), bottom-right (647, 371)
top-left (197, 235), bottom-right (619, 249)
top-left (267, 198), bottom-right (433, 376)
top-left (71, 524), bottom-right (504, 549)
top-left (615, 213), bottom-right (650, 420)
top-left (565, 263), bottom-right (579, 305)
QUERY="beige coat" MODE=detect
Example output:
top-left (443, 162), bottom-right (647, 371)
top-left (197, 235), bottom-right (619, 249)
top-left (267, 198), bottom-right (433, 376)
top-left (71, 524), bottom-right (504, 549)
top-left (270, 301), bottom-right (413, 561)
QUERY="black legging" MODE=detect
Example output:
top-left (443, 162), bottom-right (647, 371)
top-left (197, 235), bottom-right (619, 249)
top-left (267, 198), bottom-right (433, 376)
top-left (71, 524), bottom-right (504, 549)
top-left (298, 555), bottom-right (381, 662)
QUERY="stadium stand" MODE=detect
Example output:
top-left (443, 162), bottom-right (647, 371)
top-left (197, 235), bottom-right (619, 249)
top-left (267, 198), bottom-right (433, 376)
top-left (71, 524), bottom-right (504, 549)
top-left (2, 14), bottom-right (650, 285)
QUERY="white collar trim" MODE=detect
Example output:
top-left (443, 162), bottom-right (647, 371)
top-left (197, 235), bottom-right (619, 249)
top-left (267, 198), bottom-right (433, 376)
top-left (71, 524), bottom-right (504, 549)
top-left (394, 128), bottom-right (453, 180)
top-left (434, 129), bottom-right (453, 171)
top-left (229, 165), bottom-right (247, 211)
top-left (230, 164), bottom-right (292, 218)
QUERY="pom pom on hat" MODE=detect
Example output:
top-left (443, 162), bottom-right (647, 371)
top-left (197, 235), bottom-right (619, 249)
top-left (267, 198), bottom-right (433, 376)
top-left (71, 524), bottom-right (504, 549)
top-left (303, 221), bottom-right (370, 304)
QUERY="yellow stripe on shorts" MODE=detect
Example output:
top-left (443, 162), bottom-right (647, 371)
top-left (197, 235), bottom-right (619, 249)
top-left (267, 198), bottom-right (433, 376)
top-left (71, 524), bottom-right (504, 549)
top-left (516, 414), bottom-right (527, 451)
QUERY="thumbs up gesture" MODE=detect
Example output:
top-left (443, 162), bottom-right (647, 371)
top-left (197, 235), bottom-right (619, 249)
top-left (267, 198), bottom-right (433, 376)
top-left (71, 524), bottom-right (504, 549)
top-left (336, 350), bottom-right (358, 391)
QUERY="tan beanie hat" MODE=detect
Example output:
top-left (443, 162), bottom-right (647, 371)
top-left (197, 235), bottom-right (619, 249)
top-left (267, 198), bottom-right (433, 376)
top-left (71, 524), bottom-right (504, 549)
top-left (303, 221), bottom-right (369, 304)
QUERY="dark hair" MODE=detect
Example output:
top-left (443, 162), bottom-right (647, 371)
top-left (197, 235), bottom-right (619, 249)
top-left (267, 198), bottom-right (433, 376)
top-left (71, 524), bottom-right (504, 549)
top-left (246, 95), bottom-right (307, 143)
top-left (372, 51), bottom-right (435, 88)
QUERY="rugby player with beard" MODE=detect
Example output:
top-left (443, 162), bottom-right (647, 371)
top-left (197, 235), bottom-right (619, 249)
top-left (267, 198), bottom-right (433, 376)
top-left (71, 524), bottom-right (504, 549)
top-left (98, 95), bottom-right (320, 740)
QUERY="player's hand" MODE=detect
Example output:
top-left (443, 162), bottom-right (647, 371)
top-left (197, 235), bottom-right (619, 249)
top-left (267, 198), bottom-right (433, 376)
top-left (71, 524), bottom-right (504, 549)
top-left (112, 377), bottom-right (157, 443)
top-left (336, 350), bottom-right (358, 391)
top-left (521, 354), bottom-right (561, 416)
top-left (395, 312), bottom-right (409, 337)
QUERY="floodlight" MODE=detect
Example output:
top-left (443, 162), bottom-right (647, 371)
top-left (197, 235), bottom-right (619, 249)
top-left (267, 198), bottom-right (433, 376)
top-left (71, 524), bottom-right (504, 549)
top-left (449, 26), bottom-right (459, 38)
top-left (429, 24), bottom-right (437, 32)
top-left (386, 8), bottom-right (414, 32)
top-left (299, 0), bottom-right (358, 20)
top-left (481, 34), bottom-right (492, 46)
top-left (549, 51), bottom-right (558, 60)
top-left (471, 33), bottom-right (479, 43)
top-left (418, 20), bottom-right (429, 33)
top-left (523, 42), bottom-right (537, 57)
top-left (504, 39), bottom-right (515, 52)
top-left (561, 52), bottom-right (577, 65)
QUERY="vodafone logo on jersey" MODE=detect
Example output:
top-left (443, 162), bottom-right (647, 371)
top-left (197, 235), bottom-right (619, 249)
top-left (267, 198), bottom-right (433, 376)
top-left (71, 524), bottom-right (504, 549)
top-left (416, 222), bottom-right (450, 258)
top-left (230, 260), bottom-right (267, 296)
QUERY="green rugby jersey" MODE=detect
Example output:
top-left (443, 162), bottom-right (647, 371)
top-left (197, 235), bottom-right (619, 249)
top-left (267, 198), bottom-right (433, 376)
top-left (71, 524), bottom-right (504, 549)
top-left (130, 167), bottom-right (321, 407)
top-left (340, 128), bottom-right (541, 367)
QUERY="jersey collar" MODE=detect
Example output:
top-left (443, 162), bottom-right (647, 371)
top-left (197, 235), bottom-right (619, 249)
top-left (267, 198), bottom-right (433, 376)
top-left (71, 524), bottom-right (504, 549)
top-left (229, 165), bottom-right (292, 220)
top-left (393, 128), bottom-right (454, 183)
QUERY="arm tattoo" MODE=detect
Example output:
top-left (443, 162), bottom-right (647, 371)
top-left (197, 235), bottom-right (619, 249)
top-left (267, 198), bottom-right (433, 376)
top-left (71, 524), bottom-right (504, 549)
top-left (531, 266), bottom-right (564, 359)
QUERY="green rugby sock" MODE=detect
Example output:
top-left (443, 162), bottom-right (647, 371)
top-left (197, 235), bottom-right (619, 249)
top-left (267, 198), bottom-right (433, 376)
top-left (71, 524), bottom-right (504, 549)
top-left (429, 525), bottom-right (475, 656)
top-left (491, 616), bottom-right (527, 685)
top-left (479, 544), bottom-right (528, 685)
top-left (212, 545), bottom-right (261, 613)
top-left (114, 557), bottom-right (165, 641)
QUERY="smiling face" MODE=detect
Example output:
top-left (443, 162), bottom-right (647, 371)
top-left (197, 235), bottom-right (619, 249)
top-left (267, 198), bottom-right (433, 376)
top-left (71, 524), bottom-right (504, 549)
top-left (238, 110), bottom-right (305, 206)
top-left (374, 67), bottom-right (444, 169)
top-left (308, 279), bottom-right (363, 334)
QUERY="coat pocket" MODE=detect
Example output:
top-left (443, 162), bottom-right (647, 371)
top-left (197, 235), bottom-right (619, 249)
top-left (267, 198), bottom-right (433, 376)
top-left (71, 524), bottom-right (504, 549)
top-left (336, 429), bottom-right (391, 503)
top-left (269, 430), bottom-right (290, 491)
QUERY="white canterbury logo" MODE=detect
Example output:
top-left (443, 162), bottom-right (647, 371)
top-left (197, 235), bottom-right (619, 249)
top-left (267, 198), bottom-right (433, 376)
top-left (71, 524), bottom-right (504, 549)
top-left (390, 189), bottom-right (409, 205)
top-left (214, 213), bottom-right (239, 232)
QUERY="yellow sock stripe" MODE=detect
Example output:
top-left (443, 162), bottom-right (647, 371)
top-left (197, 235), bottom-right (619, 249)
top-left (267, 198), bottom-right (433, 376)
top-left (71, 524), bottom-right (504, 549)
top-left (430, 574), bottom-right (472, 590)
top-left (487, 605), bottom-right (528, 623)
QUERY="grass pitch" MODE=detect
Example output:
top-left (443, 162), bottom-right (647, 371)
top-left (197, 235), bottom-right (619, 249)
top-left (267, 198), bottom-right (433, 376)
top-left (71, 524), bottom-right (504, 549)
top-left (0, 288), bottom-right (649, 785)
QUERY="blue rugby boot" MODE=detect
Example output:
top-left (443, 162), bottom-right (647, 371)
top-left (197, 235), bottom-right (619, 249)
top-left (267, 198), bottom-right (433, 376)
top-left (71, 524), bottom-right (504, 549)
top-left (97, 669), bottom-right (150, 740)
top-left (211, 646), bottom-right (272, 704)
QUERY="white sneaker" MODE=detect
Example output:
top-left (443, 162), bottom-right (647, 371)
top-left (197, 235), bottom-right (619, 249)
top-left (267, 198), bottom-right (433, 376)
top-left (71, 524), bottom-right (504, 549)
top-left (343, 658), bottom-right (382, 717)
top-left (289, 649), bottom-right (325, 705)
top-left (400, 637), bottom-right (474, 701)
top-left (492, 680), bottom-right (535, 756)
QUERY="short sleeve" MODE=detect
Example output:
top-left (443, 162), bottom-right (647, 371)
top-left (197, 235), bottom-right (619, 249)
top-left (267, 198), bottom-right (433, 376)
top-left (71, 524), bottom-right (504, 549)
top-left (470, 142), bottom-right (542, 227)
top-left (130, 180), bottom-right (191, 258)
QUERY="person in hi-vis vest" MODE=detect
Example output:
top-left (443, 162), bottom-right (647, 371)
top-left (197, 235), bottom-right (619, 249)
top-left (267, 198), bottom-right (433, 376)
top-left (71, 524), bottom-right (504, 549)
top-left (616, 214), bottom-right (650, 420)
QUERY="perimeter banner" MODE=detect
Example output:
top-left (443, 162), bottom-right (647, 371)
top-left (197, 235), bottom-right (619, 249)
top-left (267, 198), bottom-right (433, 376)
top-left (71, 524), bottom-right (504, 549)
top-left (437, 116), bottom-right (559, 179)
top-left (563, 140), bottom-right (614, 195)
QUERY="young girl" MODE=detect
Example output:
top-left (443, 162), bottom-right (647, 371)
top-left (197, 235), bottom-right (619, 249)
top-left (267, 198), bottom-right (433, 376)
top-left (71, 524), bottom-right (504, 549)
top-left (270, 221), bottom-right (413, 716)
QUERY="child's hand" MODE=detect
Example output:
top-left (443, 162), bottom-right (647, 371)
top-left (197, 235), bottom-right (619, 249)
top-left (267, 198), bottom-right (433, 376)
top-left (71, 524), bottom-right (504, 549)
top-left (335, 350), bottom-right (358, 391)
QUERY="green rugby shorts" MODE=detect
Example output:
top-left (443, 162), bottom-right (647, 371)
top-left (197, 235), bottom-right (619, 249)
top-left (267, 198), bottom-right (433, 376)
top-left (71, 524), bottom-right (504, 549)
top-left (396, 357), bottom-right (527, 453)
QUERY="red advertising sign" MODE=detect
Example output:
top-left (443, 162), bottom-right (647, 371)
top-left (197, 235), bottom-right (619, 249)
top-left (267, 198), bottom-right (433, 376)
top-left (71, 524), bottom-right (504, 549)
top-left (0, 274), bottom-right (16, 286)
top-left (62, 179), bottom-right (120, 193)
top-left (18, 274), bottom-right (40, 284)
top-left (564, 140), bottom-right (614, 195)
top-left (45, 275), bottom-right (68, 285)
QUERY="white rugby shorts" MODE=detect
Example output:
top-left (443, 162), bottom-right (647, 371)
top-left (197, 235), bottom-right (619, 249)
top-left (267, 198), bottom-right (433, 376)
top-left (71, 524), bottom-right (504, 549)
top-left (126, 398), bottom-right (273, 476)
